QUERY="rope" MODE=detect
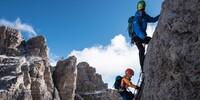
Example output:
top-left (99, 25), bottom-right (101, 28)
top-left (134, 72), bottom-right (142, 95)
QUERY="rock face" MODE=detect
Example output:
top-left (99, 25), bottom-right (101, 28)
top-left (26, 36), bottom-right (48, 58)
top-left (0, 26), bottom-right (57, 100)
top-left (75, 62), bottom-right (121, 100)
top-left (76, 62), bottom-right (107, 93)
top-left (0, 25), bottom-right (121, 100)
top-left (53, 56), bottom-right (77, 100)
top-left (0, 26), bottom-right (22, 56)
top-left (142, 0), bottom-right (200, 100)
top-left (53, 60), bottom-right (122, 100)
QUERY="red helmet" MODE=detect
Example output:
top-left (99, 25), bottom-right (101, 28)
top-left (125, 68), bottom-right (134, 75)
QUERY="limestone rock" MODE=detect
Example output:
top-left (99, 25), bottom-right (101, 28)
top-left (75, 62), bottom-right (122, 100)
top-left (26, 36), bottom-right (48, 58)
top-left (0, 26), bottom-right (57, 100)
top-left (53, 56), bottom-right (77, 100)
top-left (0, 56), bottom-right (56, 100)
top-left (0, 26), bottom-right (22, 56)
top-left (141, 0), bottom-right (200, 100)
top-left (76, 62), bottom-right (107, 93)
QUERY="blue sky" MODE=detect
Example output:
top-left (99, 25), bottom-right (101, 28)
top-left (0, 0), bottom-right (163, 88)
top-left (0, 0), bottom-right (162, 56)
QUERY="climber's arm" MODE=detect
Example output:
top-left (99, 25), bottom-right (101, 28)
top-left (122, 78), bottom-right (139, 89)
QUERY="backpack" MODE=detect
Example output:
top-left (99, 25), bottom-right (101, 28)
top-left (114, 75), bottom-right (123, 89)
top-left (128, 16), bottom-right (137, 44)
top-left (128, 16), bottom-right (136, 38)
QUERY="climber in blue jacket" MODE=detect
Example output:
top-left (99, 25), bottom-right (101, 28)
top-left (133, 0), bottom-right (160, 72)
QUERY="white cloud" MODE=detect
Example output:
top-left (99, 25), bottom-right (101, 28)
top-left (0, 18), bottom-right (37, 38)
top-left (68, 23), bottom-right (157, 88)
top-left (49, 55), bottom-right (58, 67)
top-left (147, 23), bottom-right (157, 37)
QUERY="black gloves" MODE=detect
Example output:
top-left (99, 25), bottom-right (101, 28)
top-left (135, 86), bottom-right (140, 90)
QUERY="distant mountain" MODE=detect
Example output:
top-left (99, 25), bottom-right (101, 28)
top-left (0, 26), bottom-right (122, 100)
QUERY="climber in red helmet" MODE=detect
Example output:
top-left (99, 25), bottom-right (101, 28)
top-left (120, 68), bottom-right (140, 100)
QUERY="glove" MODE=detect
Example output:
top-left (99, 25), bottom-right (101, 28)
top-left (135, 86), bottom-right (140, 90)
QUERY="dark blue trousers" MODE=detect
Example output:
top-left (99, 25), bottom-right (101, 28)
top-left (120, 91), bottom-right (135, 100)
top-left (133, 36), bottom-right (151, 72)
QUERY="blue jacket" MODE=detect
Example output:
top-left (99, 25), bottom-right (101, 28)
top-left (133, 11), bottom-right (160, 40)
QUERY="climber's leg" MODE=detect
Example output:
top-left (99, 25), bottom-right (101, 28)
top-left (134, 37), bottom-right (145, 72)
top-left (137, 43), bottom-right (145, 72)
top-left (120, 91), bottom-right (134, 100)
top-left (144, 36), bottom-right (151, 44)
top-left (127, 91), bottom-right (135, 100)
